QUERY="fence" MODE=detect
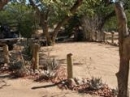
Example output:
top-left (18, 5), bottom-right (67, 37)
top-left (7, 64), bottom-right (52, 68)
top-left (102, 31), bottom-right (119, 46)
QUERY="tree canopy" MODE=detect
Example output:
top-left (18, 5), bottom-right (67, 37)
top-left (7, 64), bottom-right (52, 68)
top-left (0, 0), bottom-right (130, 39)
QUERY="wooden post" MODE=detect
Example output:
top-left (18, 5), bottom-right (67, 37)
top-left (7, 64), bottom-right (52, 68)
top-left (67, 53), bottom-right (73, 79)
top-left (32, 43), bottom-right (40, 72)
top-left (3, 44), bottom-right (10, 63)
top-left (111, 31), bottom-right (114, 44)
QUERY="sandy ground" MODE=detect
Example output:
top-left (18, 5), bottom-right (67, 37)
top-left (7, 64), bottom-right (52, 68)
top-left (0, 42), bottom-right (130, 97)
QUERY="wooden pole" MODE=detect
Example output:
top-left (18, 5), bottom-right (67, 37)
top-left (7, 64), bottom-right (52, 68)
top-left (32, 43), bottom-right (40, 72)
top-left (67, 53), bottom-right (73, 79)
top-left (111, 31), bottom-right (114, 44)
top-left (3, 44), bottom-right (10, 63)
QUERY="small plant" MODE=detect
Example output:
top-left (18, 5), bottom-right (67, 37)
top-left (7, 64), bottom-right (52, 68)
top-left (9, 61), bottom-right (24, 71)
top-left (9, 60), bottom-right (28, 77)
top-left (47, 57), bottom-right (59, 71)
top-left (43, 57), bottom-right (59, 78)
top-left (88, 77), bottom-right (104, 90)
top-left (22, 45), bottom-right (33, 60)
top-left (112, 87), bottom-right (118, 96)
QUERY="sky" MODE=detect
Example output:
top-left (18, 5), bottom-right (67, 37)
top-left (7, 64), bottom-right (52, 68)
top-left (26, 0), bottom-right (29, 4)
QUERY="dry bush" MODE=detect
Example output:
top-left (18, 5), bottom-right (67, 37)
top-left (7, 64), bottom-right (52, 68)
top-left (88, 77), bottom-right (103, 90)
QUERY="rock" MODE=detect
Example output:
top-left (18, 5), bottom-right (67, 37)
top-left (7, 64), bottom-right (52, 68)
top-left (35, 69), bottom-right (40, 75)
top-left (82, 78), bottom-right (88, 84)
top-left (74, 77), bottom-right (84, 85)
top-left (49, 72), bottom-right (56, 77)
top-left (40, 70), bottom-right (45, 75)
top-left (68, 78), bottom-right (77, 88)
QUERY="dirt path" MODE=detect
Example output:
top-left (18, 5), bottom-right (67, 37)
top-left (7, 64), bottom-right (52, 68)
top-left (0, 42), bottom-right (130, 97)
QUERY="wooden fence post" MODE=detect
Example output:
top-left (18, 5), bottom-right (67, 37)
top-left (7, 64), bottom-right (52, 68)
top-left (3, 44), bottom-right (10, 63)
top-left (111, 31), bottom-right (114, 44)
top-left (32, 43), bottom-right (40, 72)
top-left (67, 53), bottom-right (73, 79)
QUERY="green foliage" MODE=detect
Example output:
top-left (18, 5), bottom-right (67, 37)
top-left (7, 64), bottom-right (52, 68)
top-left (126, 10), bottom-right (130, 28)
top-left (22, 45), bottom-right (32, 60)
top-left (104, 5), bottom-right (130, 31)
top-left (104, 16), bottom-right (117, 31)
top-left (89, 77), bottom-right (104, 90)
top-left (9, 60), bottom-right (28, 77)
top-left (18, 15), bottom-right (35, 38)
top-left (65, 14), bottom-right (81, 36)
top-left (38, 0), bottom-right (101, 28)
top-left (0, 1), bottom-right (36, 38)
top-left (77, 0), bottom-right (102, 16)
top-left (1, 0), bottom-right (130, 36)
top-left (40, 0), bottom-right (76, 27)
top-left (9, 61), bottom-right (24, 71)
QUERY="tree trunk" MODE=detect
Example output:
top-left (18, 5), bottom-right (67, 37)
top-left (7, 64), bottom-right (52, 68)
top-left (81, 16), bottom-right (100, 41)
top-left (29, 0), bottom-right (52, 45)
top-left (0, 0), bottom-right (9, 10)
top-left (40, 13), bottom-right (52, 46)
top-left (97, 11), bottom-right (115, 31)
top-left (114, 2), bottom-right (130, 97)
top-left (29, 0), bottom-right (82, 45)
top-left (51, 0), bottom-right (83, 44)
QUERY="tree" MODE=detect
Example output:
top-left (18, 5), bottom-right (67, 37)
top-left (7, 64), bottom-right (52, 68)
top-left (0, 0), bottom-right (9, 10)
top-left (0, 1), bottom-right (36, 38)
top-left (29, 0), bottom-right (83, 45)
top-left (114, 1), bottom-right (130, 97)
top-left (63, 0), bottom-right (115, 41)
top-left (80, 0), bottom-right (130, 41)
top-left (103, 0), bottom-right (130, 31)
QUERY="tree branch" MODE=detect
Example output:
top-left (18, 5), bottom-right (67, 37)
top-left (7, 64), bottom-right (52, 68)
top-left (98, 0), bottom-right (129, 30)
top-left (98, 10), bottom-right (115, 30)
top-left (0, 0), bottom-right (9, 10)
top-left (52, 0), bottom-right (83, 41)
